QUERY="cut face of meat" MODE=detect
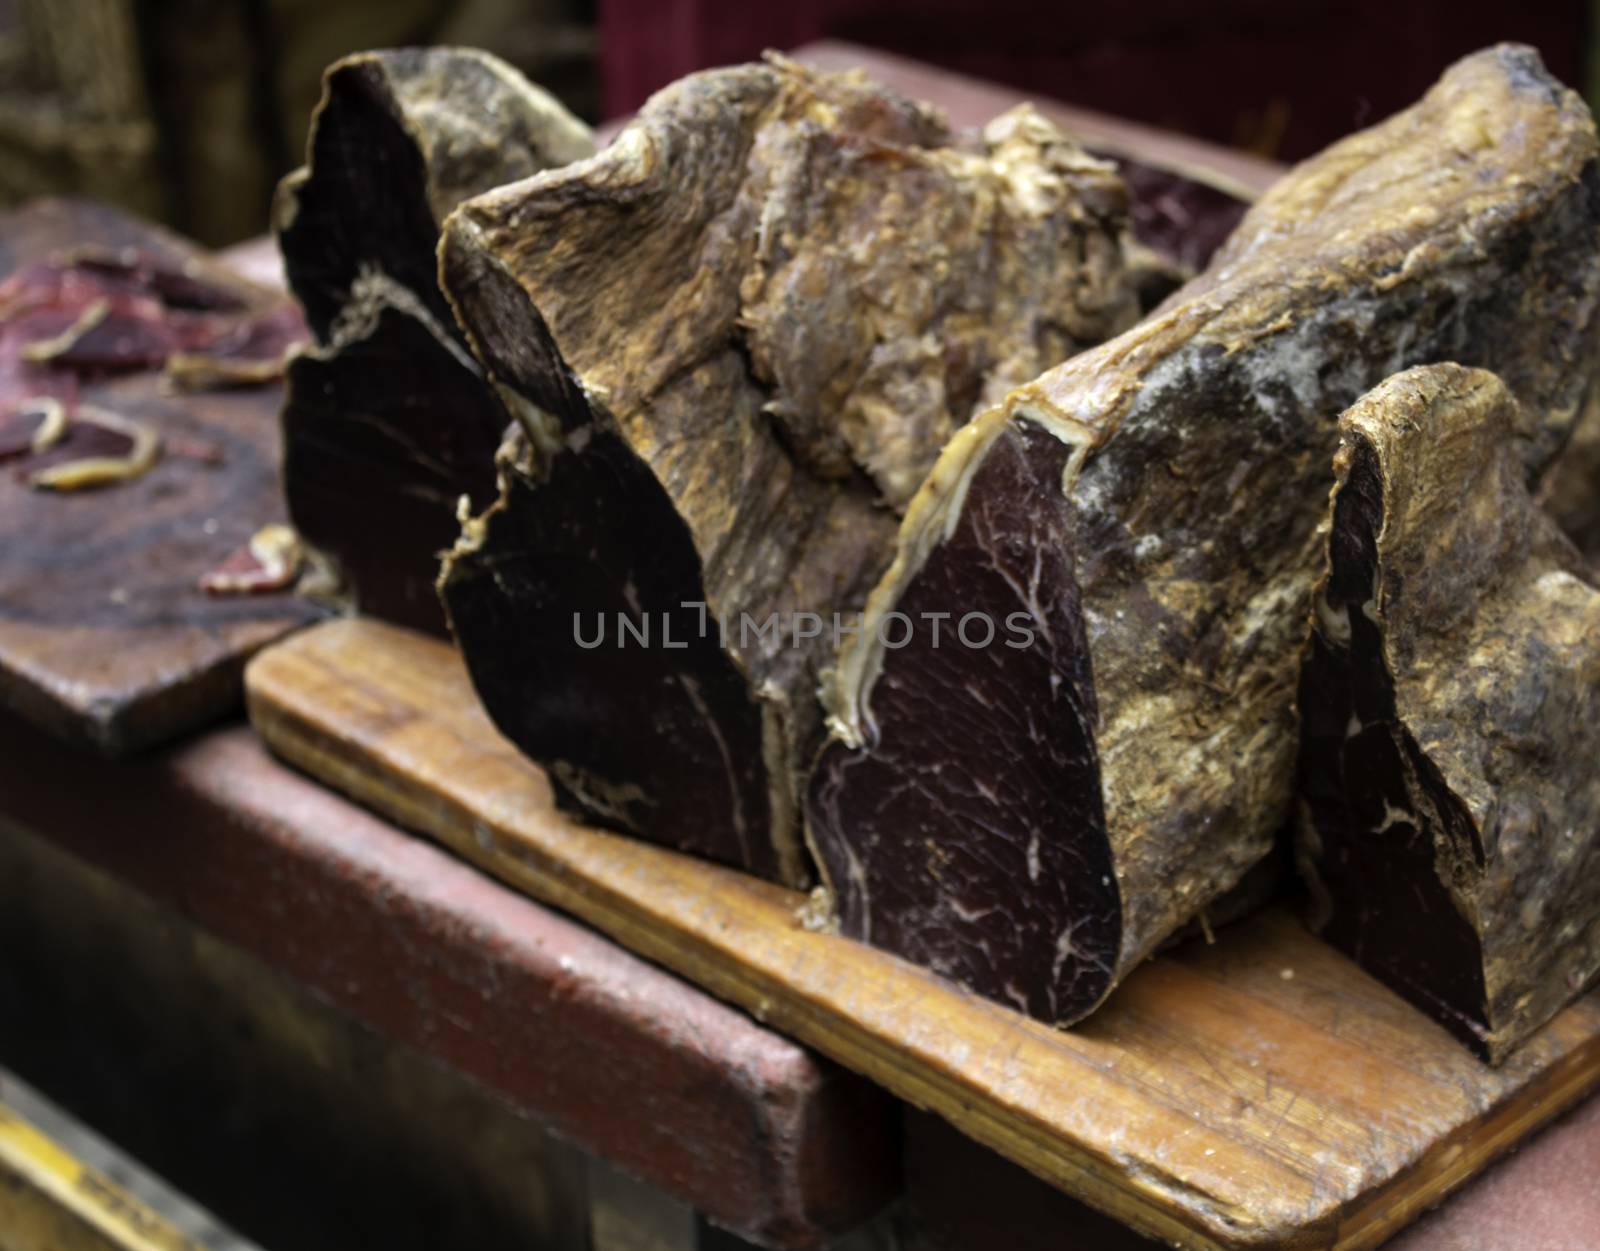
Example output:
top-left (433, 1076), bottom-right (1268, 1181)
top-left (1299, 364), bottom-right (1600, 1063)
top-left (438, 55), bottom-right (1139, 883)
top-left (274, 47), bottom-right (594, 635)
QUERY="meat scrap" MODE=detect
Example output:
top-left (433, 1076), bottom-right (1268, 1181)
top-left (165, 302), bottom-right (311, 391)
top-left (25, 405), bottom-right (160, 491)
top-left (1298, 365), bottom-right (1600, 1063)
top-left (0, 238), bottom-right (307, 490)
top-left (0, 247), bottom-right (302, 383)
top-left (275, 47), bottom-right (593, 635)
top-left (437, 55), bottom-right (1139, 885)
top-left (200, 523), bottom-right (304, 595)
top-left (0, 398), bottom-right (66, 459)
top-left (806, 46), bottom-right (1600, 1024)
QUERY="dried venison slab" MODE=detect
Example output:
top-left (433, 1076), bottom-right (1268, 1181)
top-left (276, 47), bottom-right (593, 342)
top-left (1298, 364), bottom-right (1600, 1062)
top-left (439, 57), bottom-right (1139, 884)
top-left (276, 48), bottom-right (593, 634)
top-left (282, 292), bottom-right (518, 630)
top-left (808, 45), bottom-right (1600, 1024)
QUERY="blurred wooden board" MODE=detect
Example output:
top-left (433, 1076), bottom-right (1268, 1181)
top-left (793, 41), bottom-right (1284, 198)
top-left (246, 618), bottom-right (1600, 1251)
top-left (0, 1069), bottom-right (259, 1251)
top-left (0, 199), bottom-right (319, 753)
top-left (0, 708), bottom-right (897, 1246)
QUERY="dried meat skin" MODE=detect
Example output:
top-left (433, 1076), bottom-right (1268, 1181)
top-left (439, 56), bottom-right (1138, 884)
top-left (809, 44), bottom-right (1600, 1024)
top-left (1298, 364), bottom-right (1600, 1063)
top-left (276, 48), bottom-right (593, 635)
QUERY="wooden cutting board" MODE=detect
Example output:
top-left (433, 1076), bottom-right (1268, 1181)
top-left (245, 618), bottom-right (1600, 1251)
top-left (0, 199), bottom-right (320, 753)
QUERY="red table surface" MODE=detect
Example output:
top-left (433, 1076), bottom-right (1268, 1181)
top-left (0, 711), bottom-right (897, 1248)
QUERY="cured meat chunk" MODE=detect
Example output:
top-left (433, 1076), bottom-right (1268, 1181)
top-left (276, 48), bottom-right (592, 633)
top-left (277, 48), bottom-right (593, 343)
top-left (1298, 364), bottom-right (1600, 1062)
top-left (438, 56), bottom-right (1139, 883)
top-left (807, 45), bottom-right (1600, 1022)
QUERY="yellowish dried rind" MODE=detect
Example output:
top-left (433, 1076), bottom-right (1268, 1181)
top-left (1305, 364), bottom-right (1600, 1061)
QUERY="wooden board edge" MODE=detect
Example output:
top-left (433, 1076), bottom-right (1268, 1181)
top-left (244, 647), bottom-right (1266, 1251)
top-left (0, 1097), bottom-right (216, 1251)
top-left (0, 641), bottom-right (262, 758)
top-left (1333, 1036), bottom-right (1600, 1249)
top-left (243, 625), bottom-right (1600, 1251)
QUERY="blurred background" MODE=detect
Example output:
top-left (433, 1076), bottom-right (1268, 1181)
top-left (0, 0), bottom-right (1592, 248)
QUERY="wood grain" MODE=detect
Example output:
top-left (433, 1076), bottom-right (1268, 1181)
top-left (245, 618), bottom-right (1600, 1251)
top-left (0, 199), bottom-right (319, 753)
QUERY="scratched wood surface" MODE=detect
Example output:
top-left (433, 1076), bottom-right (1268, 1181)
top-left (245, 618), bottom-right (1600, 1251)
top-left (0, 200), bottom-right (319, 753)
